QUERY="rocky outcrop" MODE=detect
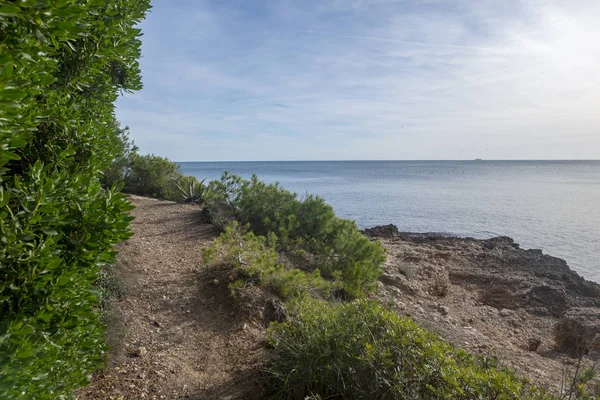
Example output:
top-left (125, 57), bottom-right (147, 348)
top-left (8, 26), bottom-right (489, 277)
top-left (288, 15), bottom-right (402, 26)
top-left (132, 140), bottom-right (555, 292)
top-left (370, 224), bottom-right (600, 392)
top-left (363, 224), bottom-right (400, 238)
top-left (555, 308), bottom-right (600, 356)
top-left (368, 224), bottom-right (600, 318)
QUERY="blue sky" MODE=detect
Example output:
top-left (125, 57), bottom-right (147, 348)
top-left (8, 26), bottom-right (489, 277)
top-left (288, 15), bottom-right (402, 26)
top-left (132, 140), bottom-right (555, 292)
top-left (116, 0), bottom-right (600, 161)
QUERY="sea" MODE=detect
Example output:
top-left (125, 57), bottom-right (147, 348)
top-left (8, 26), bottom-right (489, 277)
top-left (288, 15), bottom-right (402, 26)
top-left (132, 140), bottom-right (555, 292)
top-left (179, 160), bottom-right (600, 282)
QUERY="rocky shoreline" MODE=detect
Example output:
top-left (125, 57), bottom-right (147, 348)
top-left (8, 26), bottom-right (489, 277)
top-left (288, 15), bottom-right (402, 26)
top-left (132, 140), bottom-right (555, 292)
top-left (365, 224), bottom-right (600, 392)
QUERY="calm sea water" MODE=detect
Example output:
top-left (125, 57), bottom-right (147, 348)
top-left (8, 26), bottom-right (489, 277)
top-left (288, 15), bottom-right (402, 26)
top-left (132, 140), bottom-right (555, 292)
top-left (179, 161), bottom-right (600, 282)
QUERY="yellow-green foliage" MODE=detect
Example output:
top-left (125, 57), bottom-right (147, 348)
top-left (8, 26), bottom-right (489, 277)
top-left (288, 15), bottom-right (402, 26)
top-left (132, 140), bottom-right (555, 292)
top-left (203, 223), bottom-right (332, 301)
top-left (266, 299), bottom-right (554, 400)
top-left (203, 172), bottom-right (385, 298)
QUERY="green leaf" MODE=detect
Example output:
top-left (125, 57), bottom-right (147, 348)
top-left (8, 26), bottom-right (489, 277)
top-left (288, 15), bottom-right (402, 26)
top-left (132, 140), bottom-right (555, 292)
top-left (9, 139), bottom-right (27, 148)
top-left (0, 186), bottom-right (9, 207)
top-left (0, 100), bottom-right (21, 108)
top-left (0, 5), bottom-right (21, 16)
top-left (2, 151), bottom-right (21, 160)
top-left (0, 63), bottom-right (12, 80)
top-left (31, 373), bottom-right (49, 381)
top-left (38, 73), bottom-right (56, 85)
top-left (14, 325), bottom-right (35, 335)
top-left (0, 88), bottom-right (27, 100)
top-left (59, 21), bottom-right (76, 31)
top-left (16, 348), bottom-right (34, 358)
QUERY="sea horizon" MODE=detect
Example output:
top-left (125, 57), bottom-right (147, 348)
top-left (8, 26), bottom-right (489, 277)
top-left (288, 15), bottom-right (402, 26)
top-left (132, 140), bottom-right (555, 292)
top-left (178, 159), bottom-right (600, 163)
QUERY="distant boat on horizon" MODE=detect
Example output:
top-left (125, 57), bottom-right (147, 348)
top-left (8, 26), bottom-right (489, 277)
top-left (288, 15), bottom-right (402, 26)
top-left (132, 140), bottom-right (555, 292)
top-left (474, 158), bottom-right (483, 162)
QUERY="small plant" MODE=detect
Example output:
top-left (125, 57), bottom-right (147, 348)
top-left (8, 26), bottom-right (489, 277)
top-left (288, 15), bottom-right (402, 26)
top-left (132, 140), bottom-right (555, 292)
top-left (559, 356), bottom-right (600, 400)
top-left (97, 266), bottom-right (128, 309)
top-left (173, 176), bottom-right (206, 204)
top-left (266, 299), bottom-right (553, 400)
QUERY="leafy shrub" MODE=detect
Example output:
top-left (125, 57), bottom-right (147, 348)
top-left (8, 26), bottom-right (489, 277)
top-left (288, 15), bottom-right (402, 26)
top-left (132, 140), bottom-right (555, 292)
top-left (203, 223), bottom-right (332, 301)
top-left (100, 120), bottom-right (138, 189)
top-left (266, 299), bottom-right (553, 400)
top-left (104, 147), bottom-right (206, 203)
top-left (0, 163), bottom-right (135, 398)
top-left (0, 0), bottom-right (149, 397)
top-left (121, 154), bottom-right (180, 200)
top-left (203, 172), bottom-right (385, 298)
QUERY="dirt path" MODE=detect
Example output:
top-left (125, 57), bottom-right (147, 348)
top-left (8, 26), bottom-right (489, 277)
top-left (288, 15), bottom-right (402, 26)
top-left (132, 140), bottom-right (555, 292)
top-left (78, 196), bottom-right (265, 400)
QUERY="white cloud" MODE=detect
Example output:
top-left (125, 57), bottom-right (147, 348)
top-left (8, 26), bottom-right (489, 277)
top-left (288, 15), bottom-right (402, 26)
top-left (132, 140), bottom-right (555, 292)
top-left (117, 0), bottom-right (600, 160)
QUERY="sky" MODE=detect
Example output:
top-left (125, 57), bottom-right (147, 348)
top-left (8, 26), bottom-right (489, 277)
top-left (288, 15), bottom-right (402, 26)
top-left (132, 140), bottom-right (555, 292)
top-left (116, 0), bottom-right (600, 161)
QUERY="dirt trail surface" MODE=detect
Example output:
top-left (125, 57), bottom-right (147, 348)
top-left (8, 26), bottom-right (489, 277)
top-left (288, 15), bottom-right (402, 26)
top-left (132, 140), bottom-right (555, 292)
top-left (77, 196), bottom-right (265, 400)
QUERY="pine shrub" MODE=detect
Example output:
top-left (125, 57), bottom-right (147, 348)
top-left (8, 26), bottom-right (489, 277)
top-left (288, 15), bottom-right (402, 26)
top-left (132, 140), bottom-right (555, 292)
top-left (203, 223), bottom-right (332, 301)
top-left (266, 299), bottom-right (553, 400)
top-left (203, 172), bottom-right (385, 298)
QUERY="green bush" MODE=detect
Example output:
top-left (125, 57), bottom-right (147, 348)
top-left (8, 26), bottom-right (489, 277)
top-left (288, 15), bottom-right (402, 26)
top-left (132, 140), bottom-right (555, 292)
top-left (203, 223), bottom-right (332, 301)
top-left (0, 0), bottom-right (149, 397)
top-left (100, 131), bottom-right (206, 203)
top-left (203, 172), bottom-right (385, 298)
top-left (315, 218), bottom-right (385, 298)
top-left (266, 299), bottom-right (553, 400)
top-left (100, 120), bottom-right (138, 189)
top-left (121, 153), bottom-right (180, 200)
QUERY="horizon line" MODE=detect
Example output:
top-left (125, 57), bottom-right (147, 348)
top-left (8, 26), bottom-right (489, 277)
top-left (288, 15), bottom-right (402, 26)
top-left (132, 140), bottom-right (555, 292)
top-left (175, 159), bottom-right (600, 163)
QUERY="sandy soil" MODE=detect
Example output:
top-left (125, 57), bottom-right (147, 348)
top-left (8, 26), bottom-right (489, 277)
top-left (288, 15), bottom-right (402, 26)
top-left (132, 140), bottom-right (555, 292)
top-left (77, 196), bottom-right (265, 400)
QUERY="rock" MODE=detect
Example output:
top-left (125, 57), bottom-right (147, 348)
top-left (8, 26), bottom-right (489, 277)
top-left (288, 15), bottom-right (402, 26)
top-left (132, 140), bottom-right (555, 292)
top-left (481, 287), bottom-right (519, 310)
top-left (212, 279), bottom-right (219, 286)
top-left (482, 236), bottom-right (516, 249)
top-left (528, 337), bottom-right (542, 352)
top-left (422, 265), bottom-right (451, 297)
top-left (379, 272), bottom-right (418, 295)
top-left (499, 308), bottom-right (512, 317)
top-left (363, 224), bottom-right (400, 238)
top-left (374, 229), bottom-right (600, 392)
top-left (527, 286), bottom-right (568, 317)
top-left (554, 307), bottom-right (600, 357)
top-left (263, 298), bottom-right (287, 326)
top-left (135, 346), bottom-right (148, 357)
